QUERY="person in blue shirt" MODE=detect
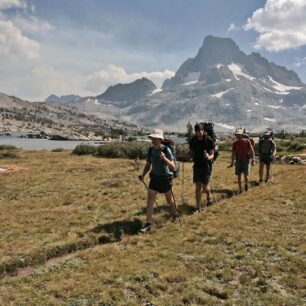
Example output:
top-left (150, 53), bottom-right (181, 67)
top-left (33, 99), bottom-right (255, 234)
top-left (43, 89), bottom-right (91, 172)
top-left (139, 129), bottom-right (178, 233)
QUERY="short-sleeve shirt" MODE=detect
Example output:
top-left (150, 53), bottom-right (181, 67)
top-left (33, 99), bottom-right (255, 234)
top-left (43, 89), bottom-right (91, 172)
top-left (189, 136), bottom-right (214, 169)
top-left (232, 138), bottom-right (252, 161)
top-left (147, 145), bottom-right (174, 177)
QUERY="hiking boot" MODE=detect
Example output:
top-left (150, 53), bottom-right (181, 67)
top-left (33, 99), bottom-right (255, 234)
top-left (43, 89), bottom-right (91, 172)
top-left (206, 199), bottom-right (213, 207)
top-left (138, 223), bottom-right (152, 234)
top-left (194, 206), bottom-right (201, 214)
top-left (172, 213), bottom-right (180, 223)
top-left (245, 184), bottom-right (248, 192)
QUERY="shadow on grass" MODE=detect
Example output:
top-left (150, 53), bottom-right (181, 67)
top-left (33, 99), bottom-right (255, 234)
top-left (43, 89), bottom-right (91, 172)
top-left (91, 218), bottom-right (143, 242)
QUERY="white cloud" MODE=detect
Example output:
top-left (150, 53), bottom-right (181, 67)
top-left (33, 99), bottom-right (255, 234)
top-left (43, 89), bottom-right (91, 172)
top-left (85, 65), bottom-right (175, 93)
top-left (0, 19), bottom-right (40, 58)
top-left (245, 0), bottom-right (306, 52)
top-left (227, 23), bottom-right (238, 32)
top-left (0, 0), bottom-right (26, 10)
top-left (13, 15), bottom-right (54, 34)
top-left (294, 56), bottom-right (306, 67)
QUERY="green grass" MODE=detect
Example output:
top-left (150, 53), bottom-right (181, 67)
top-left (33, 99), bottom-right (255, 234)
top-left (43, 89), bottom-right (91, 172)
top-left (0, 150), bottom-right (305, 305)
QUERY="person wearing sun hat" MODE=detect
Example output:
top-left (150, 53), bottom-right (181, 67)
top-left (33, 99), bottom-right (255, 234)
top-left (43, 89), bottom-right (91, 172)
top-left (258, 130), bottom-right (276, 183)
top-left (229, 128), bottom-right (255, 193)
top-left (138, 129), bottom-right (178, 233)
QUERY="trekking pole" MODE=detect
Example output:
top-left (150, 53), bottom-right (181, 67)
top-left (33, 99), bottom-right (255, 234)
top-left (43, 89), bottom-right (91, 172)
top-left (181, 161), bottom-right (185, 202)
top-left (170, 186), bottom-right (182, 226)
top-left (138, 175), bottom-right (160, 208)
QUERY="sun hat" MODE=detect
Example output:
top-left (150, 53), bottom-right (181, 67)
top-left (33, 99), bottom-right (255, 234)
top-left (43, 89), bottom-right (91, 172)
top-left (148, 129), bottom-right (164, 140)
top-left (234, 128), bottom-right (244, 135)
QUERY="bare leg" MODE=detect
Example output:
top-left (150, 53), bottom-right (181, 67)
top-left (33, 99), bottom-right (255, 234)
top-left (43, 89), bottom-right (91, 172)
top-left (244, 175), bottom-right (249, 191)
top-left (164, 190), bottom-right (177, 216)
top-left (265, 164), bottom-right (271, 182)
top-left (195, 183), bottom-right (202, 210)
top-left (238, 175), bottom-right (243, 193)
top-left (146, 189), bottom-right (158, 224)
top-left (202, 184), bottom-right (211, 200)
top-left (259, 162), bottom-right (264, 182)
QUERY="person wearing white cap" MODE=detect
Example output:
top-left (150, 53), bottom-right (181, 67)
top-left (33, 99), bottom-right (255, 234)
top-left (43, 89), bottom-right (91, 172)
top-left (138, 129), bottom-right (178, 233)
top-left (258, 130), bottom-right (276, 183)
top-left (229, 128), bottom-right (255, 193)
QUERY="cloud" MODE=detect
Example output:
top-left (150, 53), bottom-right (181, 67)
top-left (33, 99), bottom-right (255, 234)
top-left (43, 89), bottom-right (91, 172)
top-left (85, 65), bottom-right (175, 94)
top-left (0, 19), bottom-right (40, 59)
top-left (0, 0), bottom-right (26, 10)
top-left (227, 23), bottom-right (238, 32)
top-left (13, 15), bottom-right (54, 34)
top-left (294, 56), bottom-right (306, 67)
top-left (244, 0), bottom-right (306, 52)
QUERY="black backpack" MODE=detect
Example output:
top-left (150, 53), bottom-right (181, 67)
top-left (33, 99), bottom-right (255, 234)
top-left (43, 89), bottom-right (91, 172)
top-left (148, 139), bottom-right (180, 178)
top-left (202, 122), bottom-right (219, 161)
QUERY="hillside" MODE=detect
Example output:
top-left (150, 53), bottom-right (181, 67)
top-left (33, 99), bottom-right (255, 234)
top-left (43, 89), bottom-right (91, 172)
top-left (0, 92), bottom-right (147, 138)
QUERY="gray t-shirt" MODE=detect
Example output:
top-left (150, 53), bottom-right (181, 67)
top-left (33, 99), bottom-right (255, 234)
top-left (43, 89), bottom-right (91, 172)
top-left (147, 145), bottom-right (174, 177)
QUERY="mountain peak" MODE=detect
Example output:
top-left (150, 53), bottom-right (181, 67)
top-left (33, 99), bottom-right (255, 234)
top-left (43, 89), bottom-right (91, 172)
top-left (97, 77), bottom-right (157, 105)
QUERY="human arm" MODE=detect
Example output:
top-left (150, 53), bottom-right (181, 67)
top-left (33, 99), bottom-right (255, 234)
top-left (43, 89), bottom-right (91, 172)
top-left (160, 151), bottom-right (176, 170)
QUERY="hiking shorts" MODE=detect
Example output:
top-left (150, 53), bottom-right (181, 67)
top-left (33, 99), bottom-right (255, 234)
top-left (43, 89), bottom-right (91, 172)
top-left (260, 155), bottom-right (273, 165)
top-left (149, 175), bottom-right (172, 193)
top-left (235, 159), bottom-right (250, 176)
top-left (193, 167), bottom-right (211, 185)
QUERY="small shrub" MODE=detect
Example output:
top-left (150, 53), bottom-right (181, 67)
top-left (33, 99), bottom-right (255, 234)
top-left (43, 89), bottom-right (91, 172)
top-left (0, 145), bottom-right (18, 151)
top-left (0, 151), bottom-right (18, 159)
top-left (51, 148), bottom-right (64, 152)
top-left (72, 144), bottom-right (97, 155)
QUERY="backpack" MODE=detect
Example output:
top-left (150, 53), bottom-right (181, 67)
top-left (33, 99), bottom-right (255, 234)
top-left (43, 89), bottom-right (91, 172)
top-left (243, 134), bottom-right (255, 148)
top-left (258, 137), bottom-right (274, 155)
top-left (148, 140), bottom-right (180, 178)
top-left (202, 122), bottom-right (219, 161)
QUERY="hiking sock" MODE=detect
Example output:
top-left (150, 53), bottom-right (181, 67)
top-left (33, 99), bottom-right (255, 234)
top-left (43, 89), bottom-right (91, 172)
top-left (206, 198), bottom-right (213, 206)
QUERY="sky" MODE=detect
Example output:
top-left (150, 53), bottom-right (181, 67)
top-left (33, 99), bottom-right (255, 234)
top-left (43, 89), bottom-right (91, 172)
top-left (0, 0), bottom-right (306, 101)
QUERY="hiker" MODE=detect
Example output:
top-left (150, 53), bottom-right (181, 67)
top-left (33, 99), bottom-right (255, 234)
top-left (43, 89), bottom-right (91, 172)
top-left (258, 130), bottom-right (276, 183)
top-left (189, 123), bottom-right (215, 212)
top-left (138, 129), bottom-right (178, 233)
top-left (229, 128), bottom-right (255, 193)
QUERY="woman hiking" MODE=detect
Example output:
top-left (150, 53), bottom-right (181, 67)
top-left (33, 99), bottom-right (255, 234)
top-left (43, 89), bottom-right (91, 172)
top-left (138, 129), bottom-right (178, 233)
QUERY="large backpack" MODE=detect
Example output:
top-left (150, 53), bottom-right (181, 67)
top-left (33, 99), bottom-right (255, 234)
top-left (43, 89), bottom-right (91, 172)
top-left (202, 122), bottom-right (219, 161)
top-left (148, 139), bottom-right (180, 178)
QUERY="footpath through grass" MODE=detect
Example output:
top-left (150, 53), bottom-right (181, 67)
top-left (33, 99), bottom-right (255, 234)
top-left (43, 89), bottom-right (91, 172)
top-left (0, 150), bottom-right (305, 305)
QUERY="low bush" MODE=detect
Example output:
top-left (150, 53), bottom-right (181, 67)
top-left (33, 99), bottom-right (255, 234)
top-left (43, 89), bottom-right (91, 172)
top-left (0, 151), bottom-right (18, 159)
top-left (51, 148), bottom-right (64, 152)
top-left (72, 144), bottom-right (97, 155)
top-left (0, 145), bottom-right (18, 151)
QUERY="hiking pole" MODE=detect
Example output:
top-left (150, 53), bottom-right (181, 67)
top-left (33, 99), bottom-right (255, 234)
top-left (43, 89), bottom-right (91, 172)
top-left (170, 185), bottom-right (182, 226)
top-left (138, 175), bottom-right (160, 208)
top-left (181, 161), bottom-right (185, 203)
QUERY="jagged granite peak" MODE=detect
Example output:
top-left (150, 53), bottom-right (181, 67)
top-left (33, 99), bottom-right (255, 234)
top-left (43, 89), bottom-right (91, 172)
top-left (97, 77), bottom-right (157, 105)
top-left (163, 35), bottom-right (303, 90)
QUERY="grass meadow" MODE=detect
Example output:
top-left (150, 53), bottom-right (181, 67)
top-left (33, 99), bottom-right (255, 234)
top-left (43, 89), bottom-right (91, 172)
top-left (0, 149), bottom-right (305, 305)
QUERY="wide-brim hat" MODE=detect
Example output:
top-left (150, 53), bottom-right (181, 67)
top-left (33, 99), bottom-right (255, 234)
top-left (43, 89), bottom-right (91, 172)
top-left (148, 129), bottom-right (164, 140)
top-left (234, 128), bottom-right (244, 135)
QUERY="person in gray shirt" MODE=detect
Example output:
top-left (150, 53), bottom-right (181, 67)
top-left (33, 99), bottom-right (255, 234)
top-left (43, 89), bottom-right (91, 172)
top-left (139, 129), bottom-right (178, 233)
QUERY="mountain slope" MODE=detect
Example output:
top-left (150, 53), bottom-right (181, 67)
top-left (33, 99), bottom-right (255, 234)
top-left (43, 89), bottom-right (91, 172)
top-left (0, 92), bottom-right (145, 136)
top-left (97, 77), bottom-right (157, 106)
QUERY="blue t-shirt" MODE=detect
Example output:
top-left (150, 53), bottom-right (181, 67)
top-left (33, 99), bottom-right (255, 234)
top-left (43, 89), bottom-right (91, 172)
top-left (147, 145), bottom-right (174, 177)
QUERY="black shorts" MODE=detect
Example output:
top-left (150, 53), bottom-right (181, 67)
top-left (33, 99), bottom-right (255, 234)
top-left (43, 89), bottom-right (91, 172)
top-left (149, 175), bottom-right (172, 193)
top-left (193, 167), bottom-right (211, 185)
top-left (260, 155), bottom-right (273, 165)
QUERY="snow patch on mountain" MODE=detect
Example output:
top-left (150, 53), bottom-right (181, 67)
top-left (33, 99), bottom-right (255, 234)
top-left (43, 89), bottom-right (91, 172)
top-left (268, 76), bottom-right (302, 93)
top-left (228, 63), bottom-right (255, 81)
top-left (149, 88), bottom-right (163, 96)
top-left (215, 123), bottom-right (235, 130)
top-left (183, 80), bottom-right (198, 86)
top-left (211, 88), bottom-right (233, 98)
top-left (264, 117), bottom-right (276, 122)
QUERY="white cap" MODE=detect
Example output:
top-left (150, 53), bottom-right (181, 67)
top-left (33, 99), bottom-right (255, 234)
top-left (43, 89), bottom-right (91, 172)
top-left (148, 129), bottom-right (164, 140)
